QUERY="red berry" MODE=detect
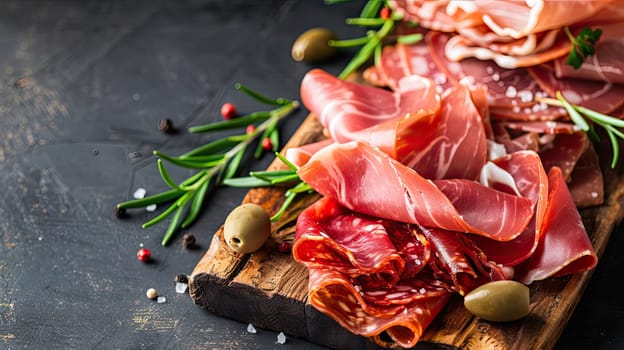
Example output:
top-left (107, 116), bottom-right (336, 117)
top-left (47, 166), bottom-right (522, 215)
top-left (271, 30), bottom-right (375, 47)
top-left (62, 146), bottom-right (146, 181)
top-left (137, 248), bottom-right (151, 262)
top-left (380, 7), bottom-right (390, 19)
top-left (278, 241), bottom-right (292, 253)
top-left (220, 102), bottom-right (237, 119)
top-left (261, 137), bottom-right (273, 151)
top-left (246, 124), bottom-right (256, 134)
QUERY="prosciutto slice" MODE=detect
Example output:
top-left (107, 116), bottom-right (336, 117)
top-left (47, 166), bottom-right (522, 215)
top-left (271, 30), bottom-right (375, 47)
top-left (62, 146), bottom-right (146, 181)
top-left (515, 167), bottom-right (598, 284)
top-left (297, 141), bottom-right (534, 241)
top-left (300, 69), bottom-right (439, 143)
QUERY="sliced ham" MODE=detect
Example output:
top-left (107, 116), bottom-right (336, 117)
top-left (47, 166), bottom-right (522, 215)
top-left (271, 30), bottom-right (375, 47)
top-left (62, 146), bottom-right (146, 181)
top-left (528, 63), bottom-right (624, 114)
top-left (351, 83), bottom-right (487, 180)
top-left (297, 141), bottom-right (534, 241)
top-left (554, 22), bottom-right (624, 84)
top-left (419, 225), bottom-right (506, 295)
top-left (300, 68), bottom-right (440, 143)
top-left (470, 151), bottom-right (549, 266)
top-left (515, 166), bottom-right (598, 284)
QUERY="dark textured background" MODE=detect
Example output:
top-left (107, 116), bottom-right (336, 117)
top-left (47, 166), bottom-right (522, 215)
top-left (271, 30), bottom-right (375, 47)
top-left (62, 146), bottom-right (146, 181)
top-left (0, 1), bottom-right (622, 349)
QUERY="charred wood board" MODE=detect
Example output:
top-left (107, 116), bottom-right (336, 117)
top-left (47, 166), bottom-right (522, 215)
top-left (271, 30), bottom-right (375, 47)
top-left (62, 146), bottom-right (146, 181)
top-left (189, 95), bottom-right (624, 349)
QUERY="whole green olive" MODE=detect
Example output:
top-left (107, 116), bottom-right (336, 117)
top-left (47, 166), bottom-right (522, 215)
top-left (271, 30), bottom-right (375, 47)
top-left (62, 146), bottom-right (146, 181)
top-left (464, 280), bottom-right (530, 322)
top-left (291, 27), bottom-right (337, 63)
top-left (223, 203), bottom-right (271, 254)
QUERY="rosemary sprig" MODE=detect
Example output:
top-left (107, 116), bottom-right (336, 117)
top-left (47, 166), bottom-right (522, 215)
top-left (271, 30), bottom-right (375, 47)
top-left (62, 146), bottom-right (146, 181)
top-left (538, 92), bottom-right (624, 168)
top-left (328, 0), bottom-right (421, 80)
top-left (116, 85), bottom-right (299, 246)
top-left (222, 153), bottom-right (314, 222)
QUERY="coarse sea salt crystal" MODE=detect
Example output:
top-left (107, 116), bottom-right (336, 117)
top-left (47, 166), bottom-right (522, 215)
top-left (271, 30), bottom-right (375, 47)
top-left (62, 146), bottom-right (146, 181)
top-left (157, 296), bottom-right (167, 304)
top-left (505, 86), bottom-right (517, 98)
top-left (146, 204), bottom-right (157, 212)
top-left (175, 282), bottom-right (188, 294)
top-left (133, 188), bottom-right (147, 199)
top-left (276, 332), bottom-right (286, 344)
top-left (247, 324), bottom-right (257, 334)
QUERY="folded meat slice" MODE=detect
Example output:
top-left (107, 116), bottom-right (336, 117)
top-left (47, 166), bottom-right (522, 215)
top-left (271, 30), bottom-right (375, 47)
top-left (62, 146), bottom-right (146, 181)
top-left (515, 166), bottom-right (598, 284)
top-left (297, 141), bottom-right (534, 241)
top-left (294, 197), bottom-right (408, 287)
top-left (351, 83), bottom-right (488, 180)
top-left (419, 225), bottom-right (507, 295)
top-left (300, 69), bottom-right (439, 143)
top-left (307, 268), bottom-right (451, 349)
top-left (470, 151), bottom-right (549, 266)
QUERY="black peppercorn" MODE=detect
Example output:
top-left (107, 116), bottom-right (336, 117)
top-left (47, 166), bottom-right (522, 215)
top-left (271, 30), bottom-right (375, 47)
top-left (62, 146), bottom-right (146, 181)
top-left (182, 233), bottom-right (196, 249)
top-left (174, 273), bottom-right (189, 284)
top-left (158, 118), bottom-right (174, 133)
top-left (113, 205), bottom-right (126, 218)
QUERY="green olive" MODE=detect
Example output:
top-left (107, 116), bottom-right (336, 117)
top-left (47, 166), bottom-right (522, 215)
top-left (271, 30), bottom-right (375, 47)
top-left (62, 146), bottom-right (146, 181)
top-left (291, 28), bottom-right (337, 63)
top-left (464, 280), bottom-right (530, 322)
top-left (223, 203), bottom-right (271, 254)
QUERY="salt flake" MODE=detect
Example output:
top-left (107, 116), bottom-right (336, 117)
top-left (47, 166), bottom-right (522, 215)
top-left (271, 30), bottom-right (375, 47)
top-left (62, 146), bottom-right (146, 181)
top-left (175, 282), bottom-right (188, 294)
top-left (133, 188), bottom-right (147, 199)
top-left (276, 332), bottom-right (286, 344)
top-left (247, 324), bottom-right (257, 334)
top-left (157, 296), bottom-right (167, 304)
top-left (146, 204), bottom-right (157, 212)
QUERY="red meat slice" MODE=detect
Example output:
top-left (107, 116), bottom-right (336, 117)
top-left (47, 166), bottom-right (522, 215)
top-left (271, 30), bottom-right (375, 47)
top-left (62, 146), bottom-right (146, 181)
top-left (297, 141), bottom-right (534, 241)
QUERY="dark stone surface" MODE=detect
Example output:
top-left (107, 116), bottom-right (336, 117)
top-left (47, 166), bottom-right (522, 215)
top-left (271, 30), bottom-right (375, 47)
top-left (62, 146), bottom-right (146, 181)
top-left (0, 1), bottom-right (622, 349)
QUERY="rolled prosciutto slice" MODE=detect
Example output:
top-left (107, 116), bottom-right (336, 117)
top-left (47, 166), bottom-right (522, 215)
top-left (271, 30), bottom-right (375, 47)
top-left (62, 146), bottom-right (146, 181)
top-left (297, 141), bottom-right (534, 241)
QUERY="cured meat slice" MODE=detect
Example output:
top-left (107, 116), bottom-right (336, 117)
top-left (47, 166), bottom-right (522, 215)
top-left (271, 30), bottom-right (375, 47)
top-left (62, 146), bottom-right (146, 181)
top-left (297, 141), bottom-right (534, 241)
top-left (300, 69), bottom-right (440, 142)
top-left (538, 132), bottom-right (590, 182)
top-left (419, 225), bottom-right (506, 295)
top-left (351, 84), bottom-right (487, 180)
top-left (470, 150), bottom-right (549, 266)
top-left (567, 144), bottom-right (605, 208)
top-left (307, 268), bottom-right (451, 349)
top-left (284, 138), bottom-right (332, 168)
top-left (514, 167), bottom-right (598, 284)
top-left (553, 22), bottom-right (624, 84)
top-left (294, 197), bottom-right (406, 286)
top-left (528, 64), bottom-right (624, 114)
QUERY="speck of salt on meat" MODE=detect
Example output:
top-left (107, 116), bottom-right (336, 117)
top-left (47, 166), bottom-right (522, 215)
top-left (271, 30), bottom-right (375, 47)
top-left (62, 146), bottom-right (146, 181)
top-left (505, 86), bottom-right (517, 98)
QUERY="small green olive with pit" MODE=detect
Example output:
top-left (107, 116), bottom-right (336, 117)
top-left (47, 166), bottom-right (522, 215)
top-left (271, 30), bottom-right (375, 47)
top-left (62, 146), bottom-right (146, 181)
top-left (291, 27), bottom-right (337, 63)
top-left (464, 280), bottom-right (530, 322)
top-left (223, 203), bottom-right (271, 254)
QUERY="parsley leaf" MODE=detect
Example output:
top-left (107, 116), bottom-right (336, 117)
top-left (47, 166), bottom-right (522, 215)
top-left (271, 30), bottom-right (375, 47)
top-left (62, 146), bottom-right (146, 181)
top-left (565, 26), bottom-right (602, 69)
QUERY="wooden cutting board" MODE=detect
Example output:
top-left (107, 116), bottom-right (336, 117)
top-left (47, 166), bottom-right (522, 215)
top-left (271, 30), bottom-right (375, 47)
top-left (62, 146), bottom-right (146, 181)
top-left (188, 78), bottom-right (624, 350)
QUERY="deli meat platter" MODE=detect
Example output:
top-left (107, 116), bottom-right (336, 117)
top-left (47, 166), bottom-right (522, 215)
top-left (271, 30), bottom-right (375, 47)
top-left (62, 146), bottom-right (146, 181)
top-left (187, 1), bottom-right (624, 348)
top-left (188, 78), bottom-right (624, 349)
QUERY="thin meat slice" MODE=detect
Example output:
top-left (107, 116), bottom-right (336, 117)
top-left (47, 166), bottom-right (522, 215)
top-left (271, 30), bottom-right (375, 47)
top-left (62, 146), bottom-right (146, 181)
top-left (515, 167), bottom-right (598, 284)
top-left (294, 197), bottom-right (406, 286)
top-left (284, 138), bottom-right (332, 168)
top-left (351, 84), bottom-right (487, 180)
top-left (568, 144), bottom-right (605, 208)
top-left (419, 225), bottom-right (507, 295)
top-left (470, 151), bottom-right (549, 266)
top-left (538, 132), bottom-right (590, 182)
top-left (529, 64), bottom-right (624, 114)
top-left (297, 141), bottom-right (534, 241)
top-left (307, 268), bottom-right (451, 349)
top-left (300, 69), bottom-right (440, 142)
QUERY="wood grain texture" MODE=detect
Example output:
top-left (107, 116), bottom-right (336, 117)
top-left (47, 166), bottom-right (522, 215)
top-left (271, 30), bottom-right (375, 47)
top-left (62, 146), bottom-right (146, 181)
top-left (189, 87), bottom-right (624, 349)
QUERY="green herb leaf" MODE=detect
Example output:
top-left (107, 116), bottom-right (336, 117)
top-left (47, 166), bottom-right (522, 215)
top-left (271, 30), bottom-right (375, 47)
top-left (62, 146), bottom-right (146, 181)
top-left (565, 26), bottom-right (602, 69)
top-left (359, 0), bottom-right (384, 18)
top-left (397, 33), bottom-right (423, 45)
top-left (161, 204), bottom-right (185, 246)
